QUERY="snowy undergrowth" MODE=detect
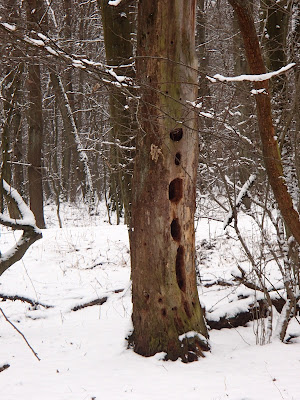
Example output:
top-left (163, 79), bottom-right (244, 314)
top-left (0, 203), bottom-right (299, 400)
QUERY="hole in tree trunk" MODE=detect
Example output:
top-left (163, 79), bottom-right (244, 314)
top-left (176, 245), bottom-right (186, 291)
top-left (171, 218), bottom-right (181, 241)
top-left (175, 152), bottom-right (181, 165)
top-left (170, 128), bottom-right (183, 141)
top-left (169, 178), bottom-right (183, 203)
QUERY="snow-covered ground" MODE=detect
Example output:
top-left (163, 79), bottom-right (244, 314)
top-left (0, 202), bottom-right (299, 400)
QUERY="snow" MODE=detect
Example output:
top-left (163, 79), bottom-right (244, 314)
top-left (107, 68), bottom-right (127, 83)
top-left (0, 202), bottom-right (300, 399)
top-left (1, 22), bottom-right (16, 31)
top-left (24, 37), bottom-right (45, 47)
top-left (251, 88), bottom-right (268, 95)
top-left (108, 0), bottom-right (123, 6)
top-left (45, 46), bottom-right (59, 56)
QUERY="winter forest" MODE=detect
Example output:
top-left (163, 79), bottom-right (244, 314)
top-left (0, 0), bottom-right (300, 398)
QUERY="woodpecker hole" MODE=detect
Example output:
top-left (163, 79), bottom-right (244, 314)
top-left (175, 152), bottom-right (181, 166)
top-left (176, 245), bottom-right (186, 291)
top-left (171, 218), bottom-right (181, 241)
top-left (169, 178), bottom-right (183, 203)
top-left (161, 308), bottom-right (167, 317)
top-left (170, 128), bottom-right (183, 141)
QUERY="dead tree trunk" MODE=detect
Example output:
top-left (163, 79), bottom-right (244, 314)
top-left (129, 0), bottom-right (209, 362)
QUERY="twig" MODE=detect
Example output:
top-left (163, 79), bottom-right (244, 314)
top-left (0, 306), bottom-right (40, 361)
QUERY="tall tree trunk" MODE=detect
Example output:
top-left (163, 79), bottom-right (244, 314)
top-left (228, 0), bottom-right (300, 246)
top-left (62, 0), bottom-right (78, 202)
top-left (99, 0), bottom-right (136, 225)
top-left (0, 0), bottom-right (23, 218)
top-left (1, 65), bottom-right (23, 218)
top-left (129, 0), bottom-right (209, 362)
top-left (26, 0), bottom-right (46, 229)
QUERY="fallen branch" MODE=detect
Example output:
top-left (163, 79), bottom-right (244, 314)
top-left (71, 288), bottom-right (124, 312)
top-left (72, 296), bottom-right (108, 311)
top-left (206, 296), bottom-right (298, 330)
top-left (203, 278), bottom-right (234, 288)
top-left (0, 293), bottom-right (53, 309)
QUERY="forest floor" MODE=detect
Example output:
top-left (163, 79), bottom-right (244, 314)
top-left (0, 202), bottom-right (299, 400)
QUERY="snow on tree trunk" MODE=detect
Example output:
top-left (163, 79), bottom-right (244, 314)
top-left (129, 0), bottom-right (209, 362)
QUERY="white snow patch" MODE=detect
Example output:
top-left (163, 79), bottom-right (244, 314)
top-left (24, 37), bottom-right (45, 47)
top-left (1, 22), bottom-right (16, 31)
top-left (251, 88), bottom-right (268, 95)
top-left (108, 0), bottom-right (123, 5)
top-left (107, 68), bottom-right (126, 83)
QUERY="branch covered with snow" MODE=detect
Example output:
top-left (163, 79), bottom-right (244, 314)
top-left (0, 180), bottom-right (42, 276)
top-left (207, 63), bottom-right (296, 83)
top-left (223, 174), bottom-right (256, 229)
top-left (0, 22), bottom-right (132, 88)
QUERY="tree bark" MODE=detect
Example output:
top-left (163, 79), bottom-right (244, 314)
top-left (26, 0), bottom-right (46, 229)
top-left (129, 0), bottom-right (209, 362)
top-left (228, 0), bottom-right (300, 246)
